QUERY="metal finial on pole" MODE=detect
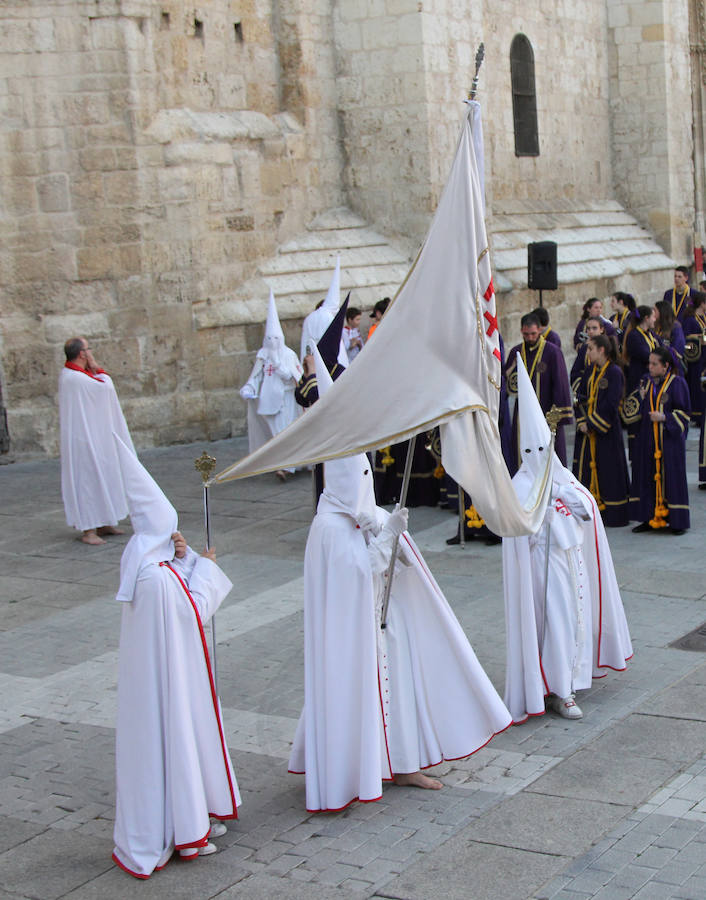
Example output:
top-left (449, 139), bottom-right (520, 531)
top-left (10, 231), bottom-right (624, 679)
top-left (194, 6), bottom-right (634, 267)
top-left (195, 450), bottom-right (219, 694)
top-left (468, 42), bottom-right (485, 100)
top-left (380, 434), bottom-right (417, 629)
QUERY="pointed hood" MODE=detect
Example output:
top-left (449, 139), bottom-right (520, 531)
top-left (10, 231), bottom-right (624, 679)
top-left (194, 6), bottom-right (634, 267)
top-left (257, 289), bottom-right (285, 363)
top-left (513, 353), bottom-right (556, 503)
top-left (318, 292), bottom-right (350, 372)
top-left (312, 346), bottom-right (377, 523)
top-left (321, 255), bottom-right (341, 315)
top-left (114, 433), bottom-right (178, 602)
top-left (256, 290), bottom-right (289, 416)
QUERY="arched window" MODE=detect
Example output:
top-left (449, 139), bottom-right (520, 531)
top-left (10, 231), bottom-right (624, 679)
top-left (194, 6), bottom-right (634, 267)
top-left (510, 34), bottom-right (539, 157)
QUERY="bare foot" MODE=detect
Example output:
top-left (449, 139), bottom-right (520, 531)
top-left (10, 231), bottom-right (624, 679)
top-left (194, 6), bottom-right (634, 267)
top-left (393, 771), bottom-right (443, 790)
top-left (81, 530), bottom-right (106, 545)
top-left (276, 470), bottom-right (287, 482)
top-left (96, 526), bottom-right (125, 536)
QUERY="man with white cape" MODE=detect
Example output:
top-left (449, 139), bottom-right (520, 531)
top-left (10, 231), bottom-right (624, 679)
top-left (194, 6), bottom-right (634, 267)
top-left (240, 289), bottom-right (302, 480)
top-left (111, 435), bottom-right (241, 879)
top-left (59, 337), bottom-right (134, 545)
top-left (502, 356), bottom-right (633, 723)
top-left (288, 349), bottom-right (512, 813)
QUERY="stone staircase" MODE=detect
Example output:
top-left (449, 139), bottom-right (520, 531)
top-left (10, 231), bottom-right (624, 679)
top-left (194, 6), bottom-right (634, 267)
top-left (490, 198), bottom-right (674, 292)
top-left (259, 207), bottom-right (413, 320)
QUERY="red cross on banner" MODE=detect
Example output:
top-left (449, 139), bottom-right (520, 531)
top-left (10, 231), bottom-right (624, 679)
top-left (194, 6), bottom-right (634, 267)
top-left (483, 310), bottom-right (498, 337)
top-left (483, 280), bottom-right (494, 302)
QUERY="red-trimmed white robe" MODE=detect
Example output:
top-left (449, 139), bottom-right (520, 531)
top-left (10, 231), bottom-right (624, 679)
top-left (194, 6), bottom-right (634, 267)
top-left (502, 468), bottom-right (633, 724)
top-left (113, 550), bottom-right (240, 878)
top-left (288, 502), bottom-right (512, 813)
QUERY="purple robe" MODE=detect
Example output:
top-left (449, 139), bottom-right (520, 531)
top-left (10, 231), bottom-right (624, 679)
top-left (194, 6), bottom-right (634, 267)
top-left (572, 363), bottom-right (630, 527)
top-left (623, 326), bottom-right (662, 459)
top-left (505, 338), bottom-right (573, 474)
top-left (682, 311), bottom-right (706, 423)
top-left (662, 286), bottom-right (699, 323)
top-left (610, 309), bottom-right (631, 348)
top-left (700, 412), bottom-right (706, 484)
top-left (629, 373), bottom-right (691, 531)
top-left (543, 327), bottom-right (562, 350)
top-left (658, 322), bottom-right (686, 375)
top-left (570, 343), bottom-right (588, 390)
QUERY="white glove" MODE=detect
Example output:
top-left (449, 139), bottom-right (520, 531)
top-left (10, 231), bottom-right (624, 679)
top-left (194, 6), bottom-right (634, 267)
top-left (381, 507), bottom-right (408, 539)
top-left (356, 511), bottom-right (382, 536)
top-left (240, 384), bottom-right (257, 400)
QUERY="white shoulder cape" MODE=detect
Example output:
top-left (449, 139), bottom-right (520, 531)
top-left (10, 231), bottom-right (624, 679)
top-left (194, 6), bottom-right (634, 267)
top-left (59, 368), bottom-right (134, 530)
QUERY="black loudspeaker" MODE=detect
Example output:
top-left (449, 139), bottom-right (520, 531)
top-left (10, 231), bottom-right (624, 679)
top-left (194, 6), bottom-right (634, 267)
top-left (527, 241), bottom-right (558, 291)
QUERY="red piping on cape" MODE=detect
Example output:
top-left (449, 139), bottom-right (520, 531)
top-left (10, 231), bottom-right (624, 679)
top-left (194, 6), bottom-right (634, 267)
top-left (64, 360), bottom-right (107, 381)
top-left (161, 562), bottom-right (239, 820)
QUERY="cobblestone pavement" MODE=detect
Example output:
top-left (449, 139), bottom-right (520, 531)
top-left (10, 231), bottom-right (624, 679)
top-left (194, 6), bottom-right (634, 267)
top-left (1, 434), bottom-right (705, 900)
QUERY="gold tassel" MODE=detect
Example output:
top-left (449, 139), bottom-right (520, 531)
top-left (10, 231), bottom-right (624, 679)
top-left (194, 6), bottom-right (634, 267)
top-left (380, 446), bottom-right (394, 467)
top-left (464, 504), bottom-right (485, 529)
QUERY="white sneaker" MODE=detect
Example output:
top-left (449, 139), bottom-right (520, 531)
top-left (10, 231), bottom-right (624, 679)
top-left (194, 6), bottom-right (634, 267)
top-left (179, 841), bottom-right (217, 859)
top-left (209, 821), bottom-right (227, 838)
top-left (548, 694), bottom-right (583, 719)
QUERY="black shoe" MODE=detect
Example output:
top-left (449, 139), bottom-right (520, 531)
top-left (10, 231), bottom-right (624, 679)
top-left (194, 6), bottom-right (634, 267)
top-left (699, 484), bottom-right (706, 491)
top-left (632, 522), bottom-right (652, 533)
top-left (670, 528), bottom-right (686, 535)
top-left (446, 534), bottom-right (461, 545)
top-left (484, 536), bottom-right (502, 546)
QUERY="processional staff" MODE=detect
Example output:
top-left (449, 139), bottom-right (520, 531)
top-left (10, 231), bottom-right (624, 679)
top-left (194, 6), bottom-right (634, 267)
top-left (539, 405), bottom-right (563, 653)
top-left (381, 41), bottom-right (486, 628)
top-left (195, 450), bottom-right (220, 695)
top-left (380, 434), bottom-right (417, 629)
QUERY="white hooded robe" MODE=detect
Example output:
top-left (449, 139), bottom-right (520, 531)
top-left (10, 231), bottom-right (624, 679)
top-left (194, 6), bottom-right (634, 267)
top-left (287, 357), bottom-right (511, 811)
top-left (502, 356), bottom-right (633, 723)
top-left (111, 437), bottom-right (241, 879)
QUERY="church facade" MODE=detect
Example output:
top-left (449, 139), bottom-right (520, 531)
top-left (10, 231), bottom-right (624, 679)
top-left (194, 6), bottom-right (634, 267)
top-left (0, 0), bottom-right (703, 456)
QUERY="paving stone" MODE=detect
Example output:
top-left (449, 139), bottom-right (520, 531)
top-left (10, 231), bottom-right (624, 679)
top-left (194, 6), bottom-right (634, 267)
top-left (3, 441), bottom-right (706, 900)
top-left (381, 839), bottom-right (568, 900)
top-left (1, 830), bottom-right (114, 899)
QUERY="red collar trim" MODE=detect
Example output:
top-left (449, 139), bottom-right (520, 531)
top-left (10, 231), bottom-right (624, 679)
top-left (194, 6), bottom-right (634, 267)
top-left (64, 361), bottom-right (107, 381)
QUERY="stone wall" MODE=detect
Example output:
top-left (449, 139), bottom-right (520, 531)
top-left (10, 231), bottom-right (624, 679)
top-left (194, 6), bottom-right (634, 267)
top-left (0, 0), bottom-right (344, 455)
top-left (0, 0), bottom-right (700, 459)
top-left (607, 0), bottom-right (695, 259)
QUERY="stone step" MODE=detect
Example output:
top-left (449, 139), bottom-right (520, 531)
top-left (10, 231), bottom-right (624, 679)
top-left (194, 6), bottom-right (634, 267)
top-left (278, 228), bottom-right (392, 253)
top-left (490, 200), bottom-right (673, 289)
top-left (261, 243), bottom-right (408, 277)
top-left (492, 223), bottom-right (648, 250)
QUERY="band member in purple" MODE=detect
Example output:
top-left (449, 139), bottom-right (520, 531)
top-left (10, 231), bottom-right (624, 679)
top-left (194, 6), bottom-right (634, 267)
top-left (627, 346), bottom-right (691, 535)
top-left (682, 291), bottom-right (706, 426)
top-left (663, 265), bottom-right (699, 322)
top-left (654, 300), bottom-right (686, 374)
top-left (532, 306), bottom-right (561, 349)
top-left (570, 316), bottom-right (608, 397)
top-left (573, 298), bottom-right (616, 350)
top-left (609, 291), bottom-right (636, 348)
top-left (621, 305), bottom-right (660, 460)
top-left (573, 335), bottom-right (630, 527)
top-left (505, 313), bottom-right (573, 474)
